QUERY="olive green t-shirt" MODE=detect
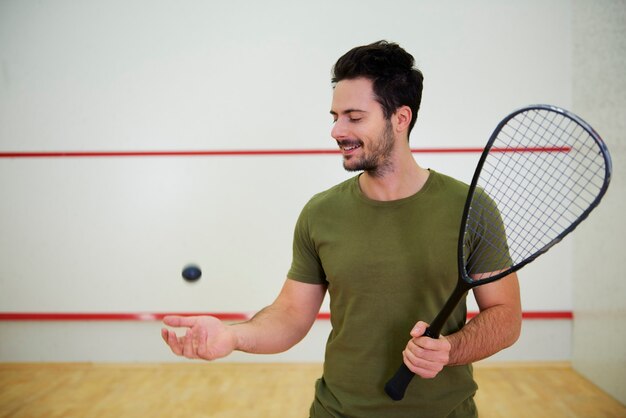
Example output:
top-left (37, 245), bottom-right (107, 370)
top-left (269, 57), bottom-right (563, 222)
top-left (288, 171), bottom-right (483, 418)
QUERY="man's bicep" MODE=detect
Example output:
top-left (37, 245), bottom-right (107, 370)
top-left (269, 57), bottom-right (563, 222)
top-left (472, 272), bottom-right (521, 312)
top-left (275, 278), bottom-right (327, 324)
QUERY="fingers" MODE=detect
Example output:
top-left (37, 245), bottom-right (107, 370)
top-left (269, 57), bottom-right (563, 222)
top-left (162, 327), bottom-right (201, 359)
top-left (196, 326), bottom-right (208, 356)
top-left (162, 317), bottom-right (200, 359)
top-left (162, 316), bottom-right (198, 358)
top-left (162, 328), bottom-right (184, 356)
top-left (182, 327), bottom-right (196, 358)
top-left (403, 348), bottom-right (447, 378)
top-left (409, 321), bottom-right (428, 338)
top-left (162, 315), bottom-right (226, 361)
top-left (181, 325), bottom-right (205, 359)
top-left (162, 315), bottom-right (197, 327)
top-left (403, 329), bottom-right (451, 379)
top-left (403, 354), bottom-right (442, 379)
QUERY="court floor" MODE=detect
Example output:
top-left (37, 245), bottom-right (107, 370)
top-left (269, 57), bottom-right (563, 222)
top-left (1, 362), bottom-right (624, 418)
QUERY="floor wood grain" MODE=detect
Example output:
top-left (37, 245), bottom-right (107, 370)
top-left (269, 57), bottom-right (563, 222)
top-left (1, 362), bottom-right (624, 417)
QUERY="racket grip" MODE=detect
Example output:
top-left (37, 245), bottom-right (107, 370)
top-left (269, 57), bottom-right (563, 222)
top-left (384, 363), bottom-right (414, 401)
top-left (384, 326), bottom-right (440, 401)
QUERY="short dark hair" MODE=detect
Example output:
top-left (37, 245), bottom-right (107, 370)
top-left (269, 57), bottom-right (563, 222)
top-left (331, 40), bottom-right (424, 136)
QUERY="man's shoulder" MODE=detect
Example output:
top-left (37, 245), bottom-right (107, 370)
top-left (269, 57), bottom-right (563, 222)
top-left (305, 175), bottom-right (359, 209)
top-left (428, 170), bottom-right (470, 198)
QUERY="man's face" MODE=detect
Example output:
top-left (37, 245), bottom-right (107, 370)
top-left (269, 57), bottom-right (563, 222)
top-left (330, 77), bottom-right (396, 177)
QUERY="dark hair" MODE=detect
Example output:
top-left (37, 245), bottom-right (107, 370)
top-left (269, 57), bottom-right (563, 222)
top-left (331, 40), bottom-right (424, 136)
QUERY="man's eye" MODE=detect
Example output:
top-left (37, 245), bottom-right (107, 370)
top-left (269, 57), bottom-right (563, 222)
top-left (350, 118), bottom-right (362, 123)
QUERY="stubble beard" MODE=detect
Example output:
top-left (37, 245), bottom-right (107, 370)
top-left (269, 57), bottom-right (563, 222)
top-left (342, 121), bottom-right (395, 178)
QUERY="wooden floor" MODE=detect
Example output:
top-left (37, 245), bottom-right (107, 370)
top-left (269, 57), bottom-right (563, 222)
top-left (0, 362), bottom-right (624, 418)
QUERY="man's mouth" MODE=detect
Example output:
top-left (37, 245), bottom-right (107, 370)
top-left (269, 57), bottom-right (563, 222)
top-left (338, 141), bottom-right (362, 152)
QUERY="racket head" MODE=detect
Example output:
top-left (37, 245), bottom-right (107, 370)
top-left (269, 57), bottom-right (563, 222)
top-left (458, 104), bottom-right (612, 287)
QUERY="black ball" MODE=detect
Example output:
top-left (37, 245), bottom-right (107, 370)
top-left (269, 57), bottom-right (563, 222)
top-left (182, 265), bottom-right (202, 282)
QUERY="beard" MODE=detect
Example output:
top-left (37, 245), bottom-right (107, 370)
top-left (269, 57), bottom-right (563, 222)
top-left (341, 121), bottom-right (395, 178)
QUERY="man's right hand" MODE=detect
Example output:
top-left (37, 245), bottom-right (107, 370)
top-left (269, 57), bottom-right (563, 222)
top-left (161, 315), bottom-right (237, 361)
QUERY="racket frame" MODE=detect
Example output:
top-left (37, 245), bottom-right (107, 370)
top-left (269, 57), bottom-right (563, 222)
top-left (457, 104), bottom-right (612, 288)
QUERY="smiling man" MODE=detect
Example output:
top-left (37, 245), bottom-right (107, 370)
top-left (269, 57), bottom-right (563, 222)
top-left (162, 41), bottom-right (521, 418)
top-left (330, 80), bottom-right (397, 176)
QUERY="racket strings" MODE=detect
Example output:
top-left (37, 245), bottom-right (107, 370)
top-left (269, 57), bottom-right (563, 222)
top-left (495, 118), bottom-right (590, 253)
top-left (463, 108), bottom-right (608, 279)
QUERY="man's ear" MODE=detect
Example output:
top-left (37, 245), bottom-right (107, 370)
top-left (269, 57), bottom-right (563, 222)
top-left (393, 105), bottom-right (413, 134)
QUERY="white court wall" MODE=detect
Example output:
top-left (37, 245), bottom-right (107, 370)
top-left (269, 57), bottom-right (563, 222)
top-left (0, 0), bottom-right (583, 362)
top-left (571, 0), bottom-right (626, 404)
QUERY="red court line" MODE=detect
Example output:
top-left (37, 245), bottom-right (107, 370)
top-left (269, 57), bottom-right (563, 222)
top-left (0, 150), bottom-right (340, 158)
top-left (0, 147), bottom-right (570, 158)
top-left (466, 311), bottom-right (573, 320)
top-left (0, 312), bottom-right (250, 321)
top-left (0, 311), bottom-right (573, 321)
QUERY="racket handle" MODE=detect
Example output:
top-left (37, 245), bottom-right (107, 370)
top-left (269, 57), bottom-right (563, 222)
top-left (384, 284), bottom-right (466, 401)
top-left (384, 363), bottom-right (414, 401)
top-left (384, 326), bottom-right (440, 401)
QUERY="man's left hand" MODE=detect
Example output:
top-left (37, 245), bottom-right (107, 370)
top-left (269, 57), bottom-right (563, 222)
top-left (402, 321), bottom-right (451, 379)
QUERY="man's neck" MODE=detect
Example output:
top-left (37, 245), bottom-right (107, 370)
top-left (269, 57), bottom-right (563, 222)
top-left (358, 156), bottom-right (430, 201)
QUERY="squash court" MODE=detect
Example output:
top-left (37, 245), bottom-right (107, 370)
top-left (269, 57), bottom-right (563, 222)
top-left (1, 2), bottom-right (624, 417)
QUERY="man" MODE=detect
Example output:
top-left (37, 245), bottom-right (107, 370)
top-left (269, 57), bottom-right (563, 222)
top-left (162, 41), bottom-right (521, 417)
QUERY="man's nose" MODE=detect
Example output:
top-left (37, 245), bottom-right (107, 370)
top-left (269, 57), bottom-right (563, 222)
top-left (331, 120), bottom-right (348, 140)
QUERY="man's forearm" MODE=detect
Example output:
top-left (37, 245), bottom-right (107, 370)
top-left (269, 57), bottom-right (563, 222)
top-left (231, 303), bottom-right (315, 355)
top-left (446, 304), bottom-right (522, 366)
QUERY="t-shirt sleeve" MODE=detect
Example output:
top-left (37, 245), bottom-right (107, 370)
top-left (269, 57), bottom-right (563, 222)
top-left (464, 188), bottom-right (513, 275)
top-left (287, 203), bottom-right (327, 285)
